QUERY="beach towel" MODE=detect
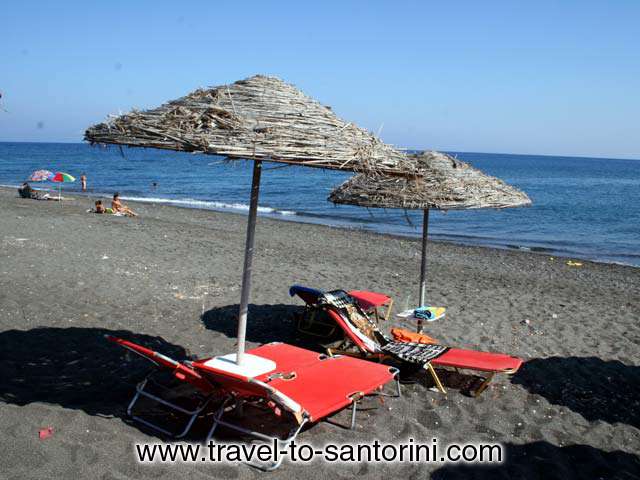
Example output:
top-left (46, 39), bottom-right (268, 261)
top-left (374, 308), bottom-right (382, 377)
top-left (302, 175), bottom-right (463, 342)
top-left (382, 342), bottom-right (449, 363)
top-left (87, 207), bottom-right (123, 216)
top-left (318, 290), bottom-right (389, 352)
top-left (414, 306), bottom-right (446, 322)
top-left (320, 290), bottom-right (356, 310)
top-left (391, 328), bottom-right (439, 344)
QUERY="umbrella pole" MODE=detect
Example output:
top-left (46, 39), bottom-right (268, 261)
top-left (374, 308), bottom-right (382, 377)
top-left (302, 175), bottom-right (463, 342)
top-left (419, 208), bottom-right (430, 307)
top-left (236, 160), bottom-right (262, 366)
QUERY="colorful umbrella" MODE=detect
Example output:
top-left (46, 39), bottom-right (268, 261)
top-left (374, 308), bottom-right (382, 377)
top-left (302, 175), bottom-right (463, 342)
top-left (29, 170), bottom-right (54, 182)
top-left (51, 172), bottom-right (76, 183)
top-left (50, 172), bottom-right (75, 200)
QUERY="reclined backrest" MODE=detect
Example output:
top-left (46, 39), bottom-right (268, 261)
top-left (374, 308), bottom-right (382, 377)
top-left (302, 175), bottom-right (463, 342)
top-left (324, 309), bottom-right (381, 354)
top-left (105, 335), bottom-right (215, 393)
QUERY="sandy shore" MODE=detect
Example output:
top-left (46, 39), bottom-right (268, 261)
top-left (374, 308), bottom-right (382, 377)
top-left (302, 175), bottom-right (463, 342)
top-left (0, 186), bottom-right (638, 479)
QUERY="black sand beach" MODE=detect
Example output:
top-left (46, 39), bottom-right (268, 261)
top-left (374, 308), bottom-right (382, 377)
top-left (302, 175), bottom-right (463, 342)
top-left (1, 187), bottom-right (638, 479)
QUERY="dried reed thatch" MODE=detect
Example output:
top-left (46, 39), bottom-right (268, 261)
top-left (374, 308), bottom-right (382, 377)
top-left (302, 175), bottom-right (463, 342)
top-left (84, 75), bottom-right (415, 176)
top-left (329, 151), bottom-right (531, 210)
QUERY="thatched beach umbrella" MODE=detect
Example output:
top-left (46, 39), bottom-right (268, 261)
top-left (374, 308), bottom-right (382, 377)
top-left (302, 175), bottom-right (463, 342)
top-left (329, 150), bottom-right (531, 308)
top-left (85, 75), bottom-right (416, 370)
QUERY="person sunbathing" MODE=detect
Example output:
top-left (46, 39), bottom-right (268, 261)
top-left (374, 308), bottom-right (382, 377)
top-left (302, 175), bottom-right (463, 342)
top-left (94, 200), bottom-right (106, 213)
top-left (18, 182), bottom-right (38, 199)
top-left (111, 193), bottom-right (137, 217)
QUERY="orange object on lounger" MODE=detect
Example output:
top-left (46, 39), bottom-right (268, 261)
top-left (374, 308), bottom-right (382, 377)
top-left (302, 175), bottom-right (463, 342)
top-left (391, 327), bottom-right (439, 344)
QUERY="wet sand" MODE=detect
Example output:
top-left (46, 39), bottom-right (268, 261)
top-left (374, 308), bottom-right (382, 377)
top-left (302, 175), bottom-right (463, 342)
top-left (0, 187), bottom-right (638, 479)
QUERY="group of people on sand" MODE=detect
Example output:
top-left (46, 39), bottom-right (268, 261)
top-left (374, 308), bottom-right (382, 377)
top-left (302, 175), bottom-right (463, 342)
top-left (94, 193), bottom-right (137, 217)
top-left (19, 172), bottom-right (138, 217)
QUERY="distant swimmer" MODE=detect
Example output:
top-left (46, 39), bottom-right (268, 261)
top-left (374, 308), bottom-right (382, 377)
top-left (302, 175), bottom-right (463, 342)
top-left (81, 173), bottom-right (87, 191)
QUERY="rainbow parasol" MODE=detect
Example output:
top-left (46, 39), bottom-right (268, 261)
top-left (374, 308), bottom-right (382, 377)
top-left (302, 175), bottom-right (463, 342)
top-left (50, 172), bottom-right (75, 200)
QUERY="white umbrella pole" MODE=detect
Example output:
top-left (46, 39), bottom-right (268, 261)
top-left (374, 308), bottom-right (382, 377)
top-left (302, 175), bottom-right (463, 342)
top-left (418, 208), bottom-right (430, 307)
top-left (236, 160), bottom-right (263, 366)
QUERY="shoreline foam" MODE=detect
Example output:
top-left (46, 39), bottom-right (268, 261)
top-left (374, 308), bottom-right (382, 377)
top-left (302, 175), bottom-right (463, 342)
top-left (1, 185), bottom-right (637, 268)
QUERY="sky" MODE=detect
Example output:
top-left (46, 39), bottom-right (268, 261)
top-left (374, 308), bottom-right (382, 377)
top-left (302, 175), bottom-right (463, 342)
top-left (1, 0), bottom-right (639, 159)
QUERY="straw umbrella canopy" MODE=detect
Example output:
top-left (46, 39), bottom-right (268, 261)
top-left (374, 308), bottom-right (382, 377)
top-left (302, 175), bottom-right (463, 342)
top-left (85, 74), bottom-right (416, 370)
top-left (328, 150), bottom-right (532, 308)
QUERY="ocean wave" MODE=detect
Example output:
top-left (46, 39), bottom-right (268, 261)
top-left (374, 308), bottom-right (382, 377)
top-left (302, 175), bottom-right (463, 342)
top-left (118, 195), bottom-right (297, 216)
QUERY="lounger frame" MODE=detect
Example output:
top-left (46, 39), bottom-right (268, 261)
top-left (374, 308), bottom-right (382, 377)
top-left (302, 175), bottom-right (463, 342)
top-left (126, 371), bottom-right (214, 438)
top-left (204, 367), bottom-right (401, 471)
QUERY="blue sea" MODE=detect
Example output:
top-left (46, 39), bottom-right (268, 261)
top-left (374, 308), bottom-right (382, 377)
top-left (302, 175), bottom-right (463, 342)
top-left (1, 142), bottom-right (639, 267)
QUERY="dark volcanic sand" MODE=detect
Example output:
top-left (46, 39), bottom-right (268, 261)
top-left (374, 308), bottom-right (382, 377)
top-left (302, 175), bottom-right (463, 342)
top-left (0, 187), bottom-right (638, 479)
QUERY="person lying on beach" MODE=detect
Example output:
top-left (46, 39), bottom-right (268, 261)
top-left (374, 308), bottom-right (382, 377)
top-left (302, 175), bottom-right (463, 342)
top-left (94, 200), bottom-right (109, 214)
top-left (88, 200), bottom-right (118, 214)
top-left (111, 193), bottom-right (137, 217)
top-left (18, 182), bottom-right (38, 199)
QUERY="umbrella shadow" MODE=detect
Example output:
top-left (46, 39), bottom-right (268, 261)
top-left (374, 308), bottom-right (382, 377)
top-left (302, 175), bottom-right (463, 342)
top-left (511, 356), bottom-right (640, 429)
top-left (432, 441), bottom-right (640, 480)
top-left (201, 303), bottom-right (321, 350)
top-left (0, 327), bottom-right (190, 419)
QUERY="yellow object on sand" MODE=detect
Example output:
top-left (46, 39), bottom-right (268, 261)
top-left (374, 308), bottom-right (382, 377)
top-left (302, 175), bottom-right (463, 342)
top-left (566, 260), bottom-right (583, 267)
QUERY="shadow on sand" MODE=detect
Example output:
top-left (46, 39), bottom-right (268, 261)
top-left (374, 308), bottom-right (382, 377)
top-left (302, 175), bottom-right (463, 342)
top-left (0, 327), bottom-right (189, 418)
top-left (511, 356), bottom-right (640, 429)
top-left (201, 303), bottom-right (322, 350)
top-left (432, 441), bottom-right (640, 480)
top-left (0, 326), bottom-right (307, 441)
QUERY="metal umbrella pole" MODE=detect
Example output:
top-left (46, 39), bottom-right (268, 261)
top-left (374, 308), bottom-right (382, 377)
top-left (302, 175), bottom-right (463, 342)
top-left (236, 160), bottom-right (262, 366)
top-left (418, 208), bottom-right (430, 307)
top-left (416, 208), bottom-right (430, 333)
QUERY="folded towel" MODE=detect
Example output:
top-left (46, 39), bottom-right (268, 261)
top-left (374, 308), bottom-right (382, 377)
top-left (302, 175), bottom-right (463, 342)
top-left (414, 307), bottom-right (433, 320)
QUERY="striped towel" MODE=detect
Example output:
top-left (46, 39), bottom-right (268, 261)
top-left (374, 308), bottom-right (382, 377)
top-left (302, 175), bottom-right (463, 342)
top-left (382, 342), bottom-right (449, 364)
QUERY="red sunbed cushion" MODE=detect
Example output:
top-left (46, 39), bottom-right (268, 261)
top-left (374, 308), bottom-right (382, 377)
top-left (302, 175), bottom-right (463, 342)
top-left (249, 343), bottom-right (325, 372)
top-left (263, 355), bottom-right (395, 422)
top-left (348, 290), bottom-right (392, 311)
top-left (432, 348), bottom-right (523, 373)
top-left (194, 343), bottom-right (395, 422)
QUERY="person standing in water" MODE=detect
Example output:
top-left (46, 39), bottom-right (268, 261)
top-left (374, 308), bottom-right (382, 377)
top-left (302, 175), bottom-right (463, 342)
top-left (80, 173), bottom-right (87, 191)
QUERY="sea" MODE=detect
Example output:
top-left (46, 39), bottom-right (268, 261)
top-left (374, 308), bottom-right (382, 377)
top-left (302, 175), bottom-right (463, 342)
top-left (1, 142), bottom-right (639, 267)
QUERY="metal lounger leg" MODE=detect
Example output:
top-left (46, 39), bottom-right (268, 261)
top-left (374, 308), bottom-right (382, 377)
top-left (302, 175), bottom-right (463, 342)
top-left (127, 377), bottom-right (212, 438)
top-left (205, 399), bottom-right (308, 471)
top-left (377, 368), bottom-right (402, 398)
top-left (350, 400), bottom-right (358, 430)
top-left (471, 372), bottom-right (496, 397)
top-left (425, 363), bottom-right (447, 394)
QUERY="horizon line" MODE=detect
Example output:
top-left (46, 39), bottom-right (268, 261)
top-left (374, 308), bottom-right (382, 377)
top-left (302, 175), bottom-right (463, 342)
top-left (0, 140), bottom-right (638, 162)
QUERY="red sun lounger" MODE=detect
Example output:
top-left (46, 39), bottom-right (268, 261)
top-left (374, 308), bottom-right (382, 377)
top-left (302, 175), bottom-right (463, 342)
top-left (431, 348), bottom-right (523, 396)
top-left (108, 337), bottom-right (399, 470)
top-left (290, 289), bottom-right (523, 397)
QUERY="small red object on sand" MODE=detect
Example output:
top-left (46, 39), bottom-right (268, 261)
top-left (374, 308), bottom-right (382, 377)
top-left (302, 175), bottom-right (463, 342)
top-left (38, 427), bottom-right (54, 440)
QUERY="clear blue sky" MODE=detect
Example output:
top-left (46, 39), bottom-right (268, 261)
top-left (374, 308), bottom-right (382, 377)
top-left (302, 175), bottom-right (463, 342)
top-left (1, 0), bottom-right (639, 159)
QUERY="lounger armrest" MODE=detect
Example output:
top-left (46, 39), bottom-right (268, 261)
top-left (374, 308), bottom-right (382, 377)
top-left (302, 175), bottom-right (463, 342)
top-left (248, 378), bottom-right (306, 424)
